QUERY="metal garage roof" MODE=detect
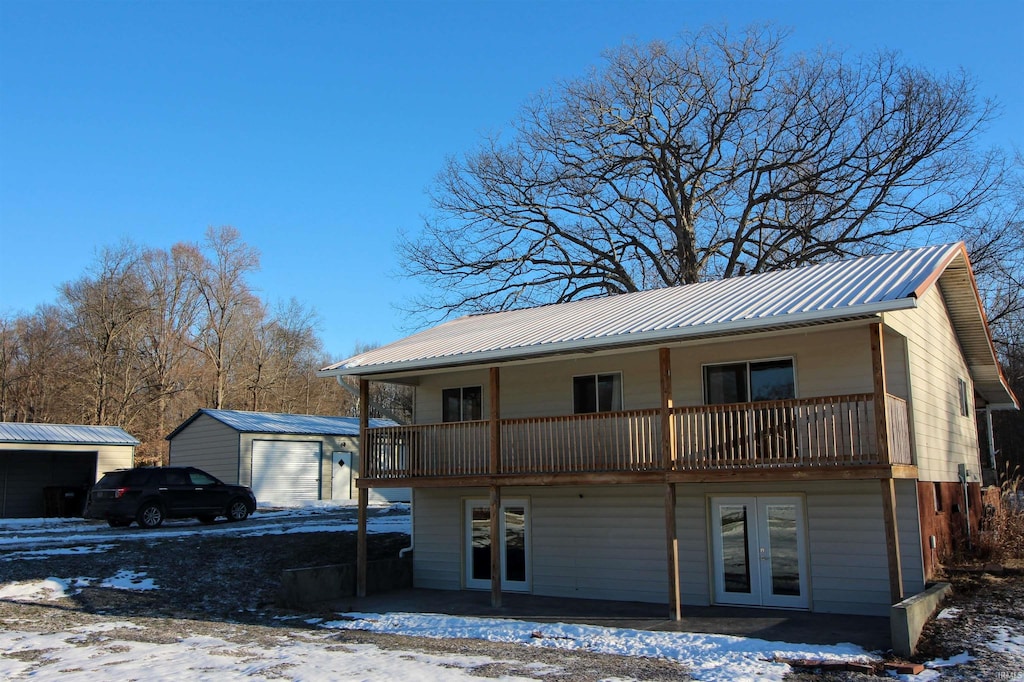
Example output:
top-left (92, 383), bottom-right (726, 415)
top-left (319, 242), bottom-right (1015, 409)
top-left (0, 422), bottom-right (139, 446)
top-left (167, 409), bottom-right (396, 440)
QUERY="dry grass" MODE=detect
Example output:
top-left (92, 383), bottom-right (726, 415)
top-left (975, 470), bottom-right (1024, 562)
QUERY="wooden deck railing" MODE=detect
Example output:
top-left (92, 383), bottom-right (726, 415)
top-left (362, 393), bottom-right (912, 479)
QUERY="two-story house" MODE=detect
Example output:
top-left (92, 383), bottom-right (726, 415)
top-left (319, 243), bottom-right (1017, 618)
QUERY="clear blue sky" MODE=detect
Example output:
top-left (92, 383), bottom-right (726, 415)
top-left (1, 0), bottom-right (1021, 361)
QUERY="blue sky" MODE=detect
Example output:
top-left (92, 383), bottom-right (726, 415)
top-left (1, 0), bottom-right (1021, 361)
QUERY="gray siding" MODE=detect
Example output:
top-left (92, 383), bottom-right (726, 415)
top-left (167, 414), bottom-right (240, 482)
top-left (412, 479), bottom-right (924, 616)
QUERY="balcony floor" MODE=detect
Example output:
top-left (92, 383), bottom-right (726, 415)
top-left (327, 587), bottom-right (890, 651)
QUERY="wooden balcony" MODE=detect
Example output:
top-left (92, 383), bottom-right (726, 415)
top-left (362, 393), bottom-right (913, 485)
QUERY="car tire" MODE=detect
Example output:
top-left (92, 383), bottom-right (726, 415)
top-left (197, 515), bottom-right (217, 524)
top-left (136, 503), bottom-right (164, 529)
top-left (227, 499), bottom-right (250, 522)
top-left (107, 519), bottom-right (131, 528)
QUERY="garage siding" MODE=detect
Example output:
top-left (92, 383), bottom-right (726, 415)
top-left (167, 414), bottom-right (240, 482)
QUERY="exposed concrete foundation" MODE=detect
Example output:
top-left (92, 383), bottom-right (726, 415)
top-left (278, 555), bottom-right (412, 608)
top-left (890, 582), bottom-right (952, 658)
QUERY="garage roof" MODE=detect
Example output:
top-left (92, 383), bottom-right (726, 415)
top-left (0, 422), bottom-right (139, 446)
top-left (167, 409), bottom-right (396, 440)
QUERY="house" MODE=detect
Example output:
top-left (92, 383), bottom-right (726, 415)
top-left (166, 409), bottom-right (407, 505)
top-left (318, 242), bottom-right (1018, 618)
top-left (0, 422), bottom-right (138, 518)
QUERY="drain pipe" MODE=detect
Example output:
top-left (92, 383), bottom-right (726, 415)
top-left (959, 463), bottom-right (972, 548)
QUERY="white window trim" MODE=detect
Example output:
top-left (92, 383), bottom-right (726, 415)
top-left (571, 371), bottom-right (624, 414)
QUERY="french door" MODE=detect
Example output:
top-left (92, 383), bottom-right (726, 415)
top-left (710, 496), bottom-right (808, 608)
top-left (464, 499), bottom-right (530, 592)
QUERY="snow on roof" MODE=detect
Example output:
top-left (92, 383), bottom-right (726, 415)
top-left (167, 409), bottom-right (396, 439)
top-left (0, 422), bottom-right (139, 446)
top-left (322, 243), bottom-right (964, 376)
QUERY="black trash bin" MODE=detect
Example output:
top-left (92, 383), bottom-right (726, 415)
top-left (42, 486), bottom-right (87, 517)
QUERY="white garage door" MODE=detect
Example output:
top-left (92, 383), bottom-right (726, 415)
top-left (251, 440), bottom-right (322, 505)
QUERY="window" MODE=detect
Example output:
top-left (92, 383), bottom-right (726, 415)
top-left (573, 373), bottom-right (622, 414)
top-left (957, 377), bottom-right (970, 417)
top-left (704, 359), bottom-right (795, 405)
top-left (933, 482), bottom-right (943, 513)
top-left (442, 386), bottom-right (482, 422)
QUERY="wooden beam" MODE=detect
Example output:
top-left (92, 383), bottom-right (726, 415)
top-left (664, 482), bottom-right (681, 620)
top-left (358, 378), bottom-right (370, 478)
top-left (659, 348), bottom-right (675, 470)
top-left (355, 464), bottom-right (921, 489)
top-left (357, 486), bottom-right (368, 598)
top-left (490, 367), bottom-right (501, 475)
top-left (870, 323), bottom-right (891, 464)
top-left (356, 378), bottom-right (370, 599)
top-left (880, 478), bottom-right (905, 603)
top-left (490, 485), bottom-right (502, 608)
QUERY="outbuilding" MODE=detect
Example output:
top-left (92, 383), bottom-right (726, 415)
top-left (0, 422), bottom-right (138, 518)
top-left (166, 409), bottom-right (407, 505)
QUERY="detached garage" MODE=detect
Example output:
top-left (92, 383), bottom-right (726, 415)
top-left (166, 409), bottom-right (407, 506)
top-left (0, 422), bottom-right (138, 518)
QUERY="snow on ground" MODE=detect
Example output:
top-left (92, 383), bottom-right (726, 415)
top-left (321, 611), bottom-right (874, 682)
top-left (0, 623), bottom-right (547, 682)
top-left (0, 501), bottom-right (409, 553)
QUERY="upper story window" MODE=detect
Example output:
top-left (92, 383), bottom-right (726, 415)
top-left (704, 358), bottom-right (795, 405)
top-left (957, 377), bottom-right (971, 417)
top-left (442, 386), bottom-right (482, 422)
top-left (573, 373), bottom-right (622, 414)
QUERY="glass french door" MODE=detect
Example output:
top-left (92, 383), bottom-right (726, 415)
top-left (710, 496), bottom-right (808, 608)
top-left (464, 499), bottom-right (530, 592)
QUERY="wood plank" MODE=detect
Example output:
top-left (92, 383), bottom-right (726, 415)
top-left (490, 367), bottom-right (501, 475)
top-left (659, 348), bottom-right (674, 470)
top-left (880, 478), bottom-right (905, 603)
top-left (357, 486), bottom-right (368, 598)
top-left (870, 323), bottom-right (891, 464)
top-left (490, 485), bottom-right (502, 608)
top-left (664, 482), bottom-right (681, 620)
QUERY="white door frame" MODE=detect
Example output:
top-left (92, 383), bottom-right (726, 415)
top-left (464, 498), bottom-right (531, 592)
top-left (710, 495), bottom-right (808, 609)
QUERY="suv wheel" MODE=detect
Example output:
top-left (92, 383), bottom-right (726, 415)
top-left (136, 502), bottom-right (164, 529)
top-left (227, 499), bottom-right (250, 522)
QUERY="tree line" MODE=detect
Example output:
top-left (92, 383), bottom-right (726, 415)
top-left (0, 226), bottom-right (366, 465)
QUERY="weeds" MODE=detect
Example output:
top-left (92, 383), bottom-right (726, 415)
top-left (976, 466), bottom-right (1024, 562)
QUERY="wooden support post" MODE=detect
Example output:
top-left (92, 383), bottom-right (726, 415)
top-left (356, 378), bottom-right (370, 598)
top-left (881, 478), bottom-right (905, 603)
top-left (659, 348), bottom-right (675, 471)
top-left (665, 482), bottom-right (681, 620)
top-left (357, 486), bottom-right (368, 598)
top-left (489, 367), bottom-right (501, 475)
top-left (870, 323), bottom-right (891, 464)
top-left (490, 485), bottom-right (502, 608)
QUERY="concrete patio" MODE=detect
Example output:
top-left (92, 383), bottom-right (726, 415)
top-left (327, 588), bottom-right (892, 652)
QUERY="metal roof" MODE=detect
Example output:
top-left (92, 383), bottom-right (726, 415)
top-left (0, 422), bottom-right (139, 446)
top-left (167, 409), bottom-right (396, 439)
top-left (319, 242), bottom-right (1016, 409)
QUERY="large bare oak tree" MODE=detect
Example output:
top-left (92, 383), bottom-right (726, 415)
top-left (400, 25), bottom-right (1006, 317)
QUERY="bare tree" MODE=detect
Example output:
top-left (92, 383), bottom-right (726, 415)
top-left (400, 24), bottom-right (1005, 318)
top-left (188, 226), bottom-right (261, 409)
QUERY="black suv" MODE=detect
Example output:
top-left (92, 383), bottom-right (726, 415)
top-left (84, 466), bottom-right (257, 529)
